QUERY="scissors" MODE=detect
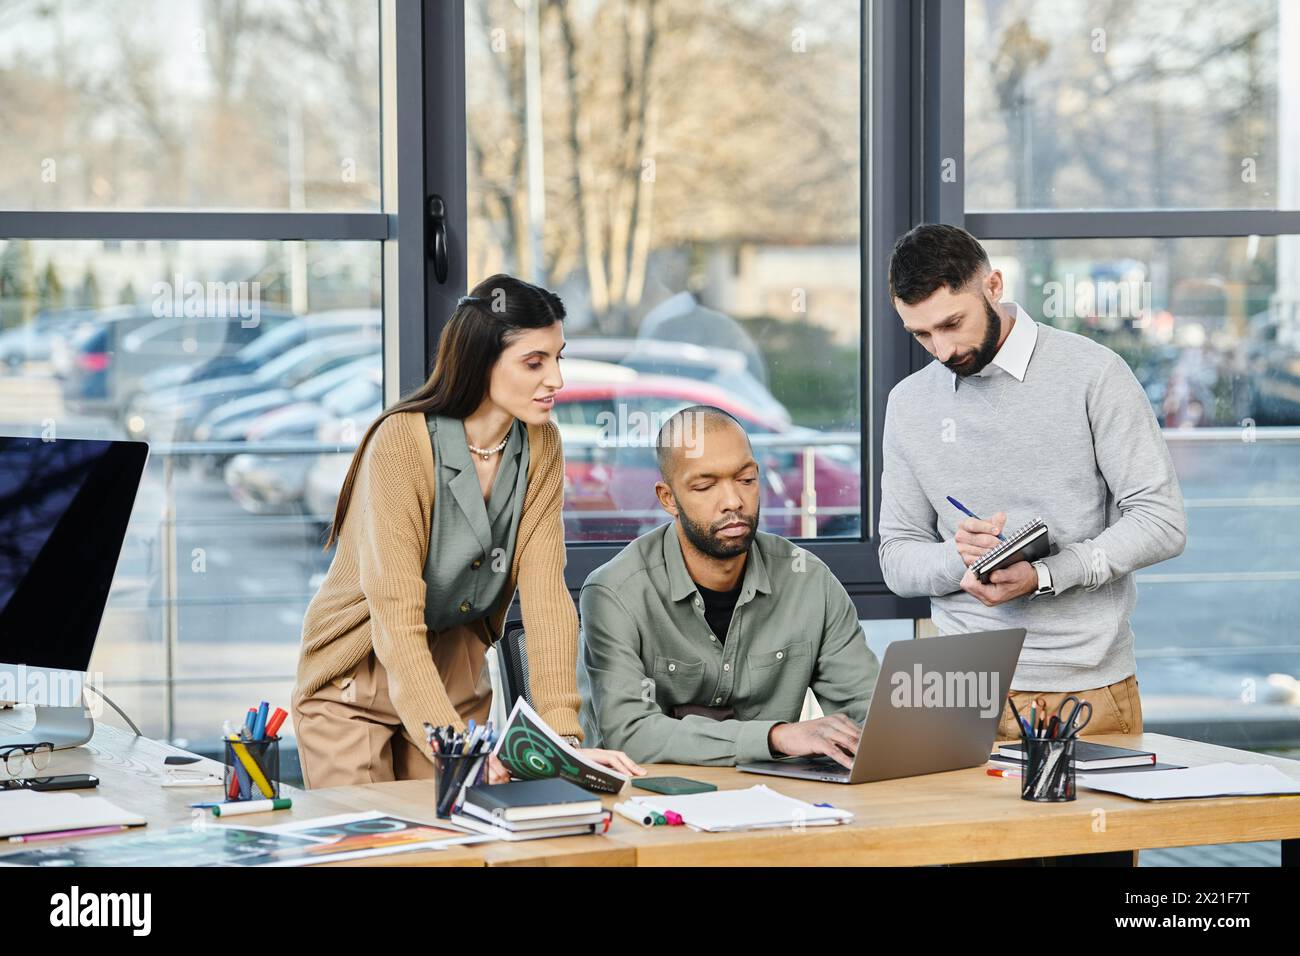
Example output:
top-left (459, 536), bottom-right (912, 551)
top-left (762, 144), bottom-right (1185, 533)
top-left (1052, 695), bottom-right (1092, 738)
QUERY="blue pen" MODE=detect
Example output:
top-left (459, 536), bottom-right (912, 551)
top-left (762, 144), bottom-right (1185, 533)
top-left (946, 496), bottom-right (1006, 542)
top-left (253, 701), bottom-right (269, 740)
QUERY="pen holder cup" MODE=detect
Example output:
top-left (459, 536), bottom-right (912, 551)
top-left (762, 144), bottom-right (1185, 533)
top-left (222, 736), bottom-right (281, 802)
top-left (1020, 736), bottom-right (1076, 803)
top-left (433, 751), bottom-right (490, 819)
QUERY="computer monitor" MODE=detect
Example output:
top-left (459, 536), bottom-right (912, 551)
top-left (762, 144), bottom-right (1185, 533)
top-left (0, 435), bottom-right (148, 749)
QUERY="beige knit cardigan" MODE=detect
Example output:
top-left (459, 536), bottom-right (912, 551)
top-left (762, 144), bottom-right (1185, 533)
top-left (292, 411), bottom-right (583, 756)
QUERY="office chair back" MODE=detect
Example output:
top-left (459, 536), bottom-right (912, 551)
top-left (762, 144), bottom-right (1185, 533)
top-left (497, 620), bottom-right (534, 713)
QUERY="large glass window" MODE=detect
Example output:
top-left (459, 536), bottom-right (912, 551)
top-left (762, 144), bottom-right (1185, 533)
top-left (984, 236), bottom-right (1299, 428)
top-left (966, 1), bottom-right (1300, 758)
top-left (0, 240), bottom-right (381, 745)
top-left (965, 0), bottom-right (1290, 210)
top-left (0, 0), bottom-right (387, 754)
top-left (988, 236), bottom-right (1300, 731)
top-left (464, 0), bottom-right (864, 542)
top-left (0, 0), bottom-right (381, 211)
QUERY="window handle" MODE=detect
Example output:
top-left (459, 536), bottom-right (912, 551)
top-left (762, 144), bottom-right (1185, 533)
top-left (427, 194), bottom-right (448, 283)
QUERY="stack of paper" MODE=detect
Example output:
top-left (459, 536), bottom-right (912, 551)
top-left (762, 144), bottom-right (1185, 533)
top-left (1078, 762), bottom-right (1300, 800)
top-left (630, 785), bottom-right (853, 832)
top-left (0, 789), bottom-right (147, 838)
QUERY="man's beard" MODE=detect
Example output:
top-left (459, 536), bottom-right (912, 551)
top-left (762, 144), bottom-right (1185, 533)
top-left (944, 298), bottom-right (1004, 376)
top-left (676, 499), bottom-right (760, 560)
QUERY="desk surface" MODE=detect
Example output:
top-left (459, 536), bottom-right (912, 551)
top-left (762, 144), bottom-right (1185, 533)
top-left (604, 736), bottom-right (1300, 866)
top-left (3, 708), bottom-right (1298, 867)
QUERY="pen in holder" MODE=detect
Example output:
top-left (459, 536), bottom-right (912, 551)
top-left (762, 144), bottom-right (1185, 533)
top-left (222, 735), bottom-right (281, 802)
top-left (1021, 735), bottom-right (1076, 802)
top-left (433, 750), bottom-right (490, 818)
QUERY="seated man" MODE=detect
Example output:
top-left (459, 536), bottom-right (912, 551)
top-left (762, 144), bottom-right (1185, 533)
top-left (578, 404), bottom-right (879, 766)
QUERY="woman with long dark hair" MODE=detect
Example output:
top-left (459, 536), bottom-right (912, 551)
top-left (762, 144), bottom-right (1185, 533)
top-left (291, 275), bottom-right (642, 787)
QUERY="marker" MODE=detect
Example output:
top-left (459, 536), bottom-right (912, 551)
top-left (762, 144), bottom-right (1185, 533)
top-left (252, 701), bottom-right (270, 740)
top-left (264, 707), bottom-right (288, 739)
top-left (946, 496), bottom-right (1006, 542)
top-left (212, 798), bottom-right (292, 817)
top-left (9, 825), bottom-right (128, 843)
top-left (613, 801), bottom-right (655, 827)
top-left (987, 768), bottom-right (1022, 779)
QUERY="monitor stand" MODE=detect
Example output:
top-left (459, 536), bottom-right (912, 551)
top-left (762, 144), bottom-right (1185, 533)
top-left (2, 703), bottom-right (94, 751)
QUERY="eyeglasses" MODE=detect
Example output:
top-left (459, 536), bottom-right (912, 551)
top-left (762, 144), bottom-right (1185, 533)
top-left (1, 742), bottom-right (53, 778)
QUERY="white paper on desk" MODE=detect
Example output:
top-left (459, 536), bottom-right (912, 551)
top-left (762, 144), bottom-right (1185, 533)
top-left (0, 789), bottom-right (147, 838)
top-left (1078, 762), bottom-right (1300, 800)
top-left (631, 785), bottom-right (853, 832)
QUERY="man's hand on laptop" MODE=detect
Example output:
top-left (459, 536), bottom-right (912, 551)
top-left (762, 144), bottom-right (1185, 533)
top-left (768, 715), bottom-right (861, 768)
top-left (960, 560), bottom-right (1036, 606)
top-left (954, 511), bottom-right (1006, 566)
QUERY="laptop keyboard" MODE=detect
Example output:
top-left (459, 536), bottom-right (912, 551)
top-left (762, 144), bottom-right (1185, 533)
top-left (805, 757), bottom-right (851, 775)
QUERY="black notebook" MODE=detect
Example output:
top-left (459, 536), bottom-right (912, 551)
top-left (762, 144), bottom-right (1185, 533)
top-left (993, 741), bottom-right (1158, 770)
top-left (970, 517), bottom-right (1052, 584)
top-left (463, 778), bottom-right (603, 823)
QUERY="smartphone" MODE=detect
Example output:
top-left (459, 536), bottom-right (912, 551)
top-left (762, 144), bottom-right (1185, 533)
top-left (632, 776), bottom-right (716, 796)
top-left (0, 774), bottom-right (100, 792)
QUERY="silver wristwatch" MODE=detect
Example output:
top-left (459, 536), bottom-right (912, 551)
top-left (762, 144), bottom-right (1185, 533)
top-left (1030, 560), bottom-right (1053, 598)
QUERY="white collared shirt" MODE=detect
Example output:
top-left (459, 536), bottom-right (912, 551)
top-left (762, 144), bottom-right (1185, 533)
top-left (952, 301), bottom-right (1039, 391)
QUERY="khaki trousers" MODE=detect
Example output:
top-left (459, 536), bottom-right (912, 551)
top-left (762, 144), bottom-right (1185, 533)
top-left (995, 674), bottom-right (1144, 742)
top-left (292, 623), bottom-right (493, 789)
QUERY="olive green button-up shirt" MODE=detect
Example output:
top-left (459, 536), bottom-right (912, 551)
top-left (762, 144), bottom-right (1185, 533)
top-left (423, 414), bottom-right (528, 634)
top-left (577, 522), bottom-right (879, 766)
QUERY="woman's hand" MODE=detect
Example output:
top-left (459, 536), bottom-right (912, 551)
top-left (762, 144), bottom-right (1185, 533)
top-left (486, 753), bottom-right (511, 784)
top-left (577, 748), bottom-right (646, 777)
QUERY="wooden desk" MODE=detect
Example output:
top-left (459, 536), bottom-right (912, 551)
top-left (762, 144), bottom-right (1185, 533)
top-left (593, 734), bottom-right (1300, 866)
top-left (0, 709), bottom-right (622, 867)
top-left (0, 709), bottom-right (496, 866)
top-left (4, 709), bottom-right (1297, 867)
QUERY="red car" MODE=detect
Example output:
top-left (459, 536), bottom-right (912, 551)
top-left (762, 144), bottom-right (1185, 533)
top-left (551, 367), bottom-right (861, 541)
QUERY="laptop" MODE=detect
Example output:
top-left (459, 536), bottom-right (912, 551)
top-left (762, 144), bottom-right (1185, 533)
top-left (737, 628), bottom-right (1026, 784)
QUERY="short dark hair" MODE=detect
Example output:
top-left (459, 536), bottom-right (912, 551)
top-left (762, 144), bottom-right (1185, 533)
top-left (655, 404), bottom-right (750, 485)
top-left (888, 223), bottom-right (990, 305)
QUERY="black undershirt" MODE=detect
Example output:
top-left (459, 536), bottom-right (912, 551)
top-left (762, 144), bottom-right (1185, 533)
top-left (695, 580), bottom-right (743, 644)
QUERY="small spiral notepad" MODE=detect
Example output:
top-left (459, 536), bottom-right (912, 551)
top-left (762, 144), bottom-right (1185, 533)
top-left (970, 516), bottom-right (1051, 584)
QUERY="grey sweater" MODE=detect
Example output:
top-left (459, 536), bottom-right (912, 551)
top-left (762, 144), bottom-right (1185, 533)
top-left (878, 320), bottom-right (1187, 690)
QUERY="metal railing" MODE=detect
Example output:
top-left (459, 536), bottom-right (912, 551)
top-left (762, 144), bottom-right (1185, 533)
top-left (132, 432), bottom-right (864, 739)
top-left (121, 426), bottom-right (1300, 741)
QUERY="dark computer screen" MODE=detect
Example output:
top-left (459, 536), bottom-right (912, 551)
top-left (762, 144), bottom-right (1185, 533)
top-left (0, 437), bottom-right (148, 671)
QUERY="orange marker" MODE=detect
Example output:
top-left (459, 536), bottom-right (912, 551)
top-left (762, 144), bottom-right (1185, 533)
top-left (264, 707), bottom-right (289, 739)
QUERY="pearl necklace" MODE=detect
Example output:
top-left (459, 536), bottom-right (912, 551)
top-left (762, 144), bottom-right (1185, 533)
top-left (466, 432), bottom-right (510, 461)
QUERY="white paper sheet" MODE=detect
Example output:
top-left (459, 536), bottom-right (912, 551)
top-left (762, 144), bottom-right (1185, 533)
top-left (630, 784), bottom-right (853, 831)
top-left (1078, 762), bottom-right (1300, 800)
